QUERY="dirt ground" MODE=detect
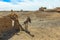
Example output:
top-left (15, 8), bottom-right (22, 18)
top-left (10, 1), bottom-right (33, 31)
top-left (0, 11), bottom-right (60, 40)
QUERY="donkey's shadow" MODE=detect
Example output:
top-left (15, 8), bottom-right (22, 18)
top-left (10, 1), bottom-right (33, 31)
top-left (0, 28), bottom-right (20, 40)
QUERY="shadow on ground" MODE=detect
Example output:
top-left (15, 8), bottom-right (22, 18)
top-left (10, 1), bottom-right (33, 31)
top-left (0, 28), bottom-right (20, 40)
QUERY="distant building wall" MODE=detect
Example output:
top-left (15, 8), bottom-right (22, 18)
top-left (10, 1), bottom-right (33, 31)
top-left (55, 7), bottom-right (60, 12)
top-left (44, 9), bottom-right (56, 12)
top-left (39, 7), bottom-right (46, 11)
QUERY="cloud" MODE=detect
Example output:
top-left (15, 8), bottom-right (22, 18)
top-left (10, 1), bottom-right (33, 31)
top-left (0, 0), bottom-right (60, 11)
top-left (0, 0), bottom-right (41, 11)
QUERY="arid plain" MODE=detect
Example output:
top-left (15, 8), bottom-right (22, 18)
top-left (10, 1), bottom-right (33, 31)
top-left (0, 11), bottom-right (60, 40)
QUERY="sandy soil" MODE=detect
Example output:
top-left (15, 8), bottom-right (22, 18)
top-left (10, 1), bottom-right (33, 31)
top-left (0, 11), bottom-right (60, 40)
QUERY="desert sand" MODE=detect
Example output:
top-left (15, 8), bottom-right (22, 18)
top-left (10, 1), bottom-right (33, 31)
top-left (0, 11), bottom-right (60, 40)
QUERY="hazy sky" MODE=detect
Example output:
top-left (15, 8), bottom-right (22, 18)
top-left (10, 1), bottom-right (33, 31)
top-left (0, 0), bottom-right (60, 11)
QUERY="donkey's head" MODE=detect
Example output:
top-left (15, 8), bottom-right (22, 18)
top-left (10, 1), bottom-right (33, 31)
top-left (8, 10), bottom-right (18, 21)
top-left (9, 13), bottom-right (18, 20)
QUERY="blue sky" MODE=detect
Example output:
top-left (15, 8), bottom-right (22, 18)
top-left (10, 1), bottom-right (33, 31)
top-left (0, 0), bottom-right (60, 11)
top-left (3, 0), bottom-right (11, 2)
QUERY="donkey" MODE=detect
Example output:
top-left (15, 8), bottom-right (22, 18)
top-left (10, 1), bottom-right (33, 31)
top-left (8, 11), bottom-right (24, 32)
top-left (0, 10), bottom-right (24, 38)
top-left (9, 11), bottom-right (34, 37)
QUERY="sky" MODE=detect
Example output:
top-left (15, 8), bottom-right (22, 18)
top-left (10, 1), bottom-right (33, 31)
top-left (0, 0), bottom-right (60, 11)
